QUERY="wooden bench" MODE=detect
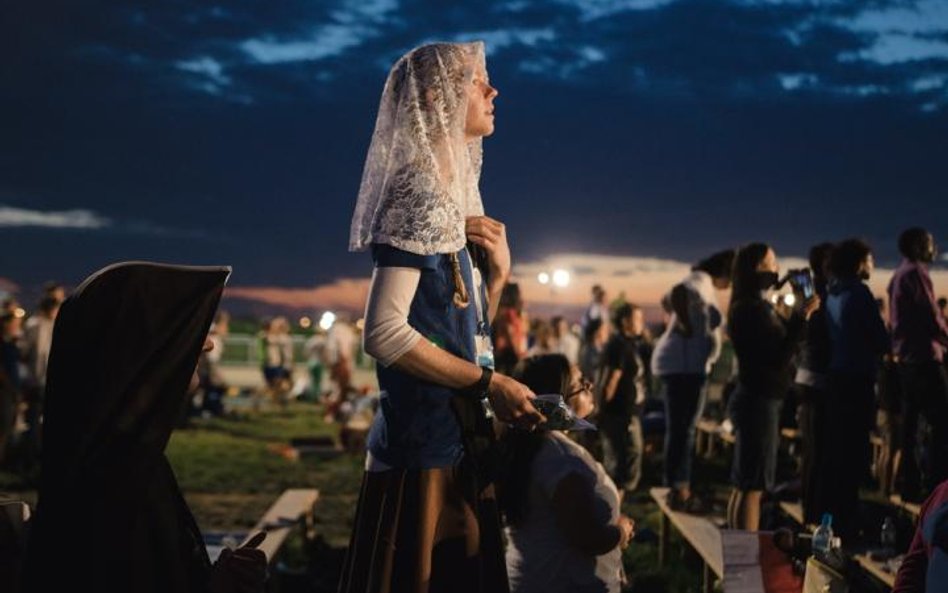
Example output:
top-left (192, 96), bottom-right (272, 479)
top-left (651, 487), bottom-right (723, 593)
top-left (853, 553), bottom-right (895, 589)
top-left (778, 500), bottom-right (808, 529)
top-left (888, 494), bottom-right (921, 521)
top-left (241, 488), bottom-right (320, 563)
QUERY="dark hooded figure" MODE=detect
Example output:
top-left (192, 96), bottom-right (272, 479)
top-left (22, 262), bottom-right (266, 593)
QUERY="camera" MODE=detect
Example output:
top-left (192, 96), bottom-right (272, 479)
top-left (784, 268), bottom-right (815, 301)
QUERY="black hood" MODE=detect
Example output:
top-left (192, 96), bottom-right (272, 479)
top-left (25, 262), bottom-right (230, 593)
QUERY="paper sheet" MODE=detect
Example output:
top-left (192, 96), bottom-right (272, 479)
top-left (722, 530), bottom-right (766, 593)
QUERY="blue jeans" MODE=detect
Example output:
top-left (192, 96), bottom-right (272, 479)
top-left (661, 374), bottom-right (707, 489)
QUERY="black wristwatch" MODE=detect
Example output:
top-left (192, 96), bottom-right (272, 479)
top-left (464, 365), bottom-right (494, 398)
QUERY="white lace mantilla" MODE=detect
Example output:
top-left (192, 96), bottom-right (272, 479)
top-left (349, 42), bottom-right (486, 255)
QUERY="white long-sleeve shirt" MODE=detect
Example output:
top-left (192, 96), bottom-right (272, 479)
top-left (651, 270), bottom-right (724, 376)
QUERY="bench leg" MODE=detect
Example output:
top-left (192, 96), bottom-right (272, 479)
top-left (659, 512), bottom-right (670, 568)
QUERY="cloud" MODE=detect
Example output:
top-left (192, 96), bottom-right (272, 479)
top-left (554, 0), bottom-right (675, 22)
top-left (0, 277), bottom-right (19, 294)
top-left (845, 1), bottom-right (948, 37)
top-left (240, 0), bottom-right (398, 65)
top-left (778, 72), bottom-right (819, 90)
top-left (452, 28), bottom-right (556, 53)
top-left (175, 55), bottom-right (232, 94)
top-left (241, 24), bottom-right (374, 64)
top-left (912, 75), bottom-right (946, 91)
top-left (843, 34), bottom-right (948, 65)
top-left (0, 205), bottom-right (111, 229)
top-left (0, 203), bottom-right (210, 239)
top-left (176, 56), bottom-right (229, 84)
top-left (225, 277), bottom-right (371, 313)
top-left (217, 252), bottom-right (948, 324)
top-left (174, 55), bottom-right (248, 99)
top-left (50, 0), bottom-right (948, 110)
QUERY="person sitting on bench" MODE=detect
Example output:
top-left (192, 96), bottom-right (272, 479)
top-left (22, 262), bottom-right (267, 593)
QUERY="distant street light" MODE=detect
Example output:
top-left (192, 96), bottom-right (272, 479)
top-left (537, 272), bottom-right (550, 285)
top-left (552, 269), bottom-right (571, 288)
top-left (319, 311), bottom-right (336, 331)
top-left (299, 316), bottom-right (312, 329)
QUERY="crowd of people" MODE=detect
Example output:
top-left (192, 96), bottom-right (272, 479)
top-left (2, 38), bottom-right (947, 593)
top-left (0, 282), bottom-right (65, 474)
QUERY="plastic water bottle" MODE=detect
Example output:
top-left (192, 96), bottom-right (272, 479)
top-left (881, 516), bottom-right (897, 552)
top-left (812, 513), bottom-right (834, 555)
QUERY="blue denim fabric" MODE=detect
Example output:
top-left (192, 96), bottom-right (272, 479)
top-left (366, 243), bottom-right (480, 469)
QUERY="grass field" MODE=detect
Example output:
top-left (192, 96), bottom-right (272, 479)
top-left (1, 400), bottom-right (724, 592)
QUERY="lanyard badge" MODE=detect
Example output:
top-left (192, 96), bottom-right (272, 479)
top-left (472, 266), bottom-right (495, 419)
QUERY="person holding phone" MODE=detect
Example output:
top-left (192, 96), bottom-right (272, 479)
top-left (726, 244), bottom-right (819, 531)
top-left (793, 243), bottom-right (835, 526)
top-left (22, 262), bottom-right (267, 593)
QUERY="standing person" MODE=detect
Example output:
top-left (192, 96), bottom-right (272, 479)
top-left (42, 281), bottom-right (66, 305)
top-left (305, 330), bottom-right (329, 401)
top-left (876, 294), bottom-right (903, 497)
top-left (651, 249), bottom-right (734, 511)
top-left (198, 311), bottom-right (229, 417)
top-left (823, 239), bottom-right (890, 540)
top-left (340, 41), bottom-right (544, 593)
top-left (526, 319), bottom-right (556, 357)
top-left (493, 283), bottom-right (527, 374)
top-left (553, 316), bottom-right (580, 365)
top-left (598, 303), bottom-right (648, 493)
top-left (262, 317), bottom-right (294, 407)
top-left (794, 242), bottom-right (834, 525)
top-left (328, 317), bottom-right (356, 398)
top-left (500, 354), bottom-right (634, 593)
top-left (726, 243), bottom-right (818, 531)
top-left (22, 262), bottom-right (267, 593)
top-left (581, 285), bottom-right (608, 336)
top-left (0, 312), bottom-right (23, 466)
top-left (20, 295), bottom-right (61, 469)
top-left (889, 227), bottom-right (948, 501)
top-left (580, 318), bottom-right (609, 384)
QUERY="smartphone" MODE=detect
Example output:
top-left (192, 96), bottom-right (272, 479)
top-left (792, 269), bottom-right (815, 300)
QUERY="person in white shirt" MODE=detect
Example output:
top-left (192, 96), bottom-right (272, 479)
top-left (580, 285), bottom-right (608, 336)
top-left (501, 354), bottom-right (635, 593)
top-left (553, 316), bottom-right (581, 365)
top-left (651, 249), bottom-right (734, 511)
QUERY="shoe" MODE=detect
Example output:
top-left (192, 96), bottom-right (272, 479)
top-left (667, 490), bottom-right (713, 514)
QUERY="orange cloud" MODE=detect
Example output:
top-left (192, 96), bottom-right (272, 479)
top-left (225, 277), bottom-right (370, 313)
top-left (0, 277), bottom-right (19, 294)
top-left (221, 254), bottom-right (948, 323)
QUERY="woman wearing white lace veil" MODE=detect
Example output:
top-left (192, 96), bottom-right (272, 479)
top-left (339, 41), bottom-right (545, 593)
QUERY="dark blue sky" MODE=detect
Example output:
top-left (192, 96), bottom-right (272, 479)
top-left (2, 0), bottom-right (946, 311)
